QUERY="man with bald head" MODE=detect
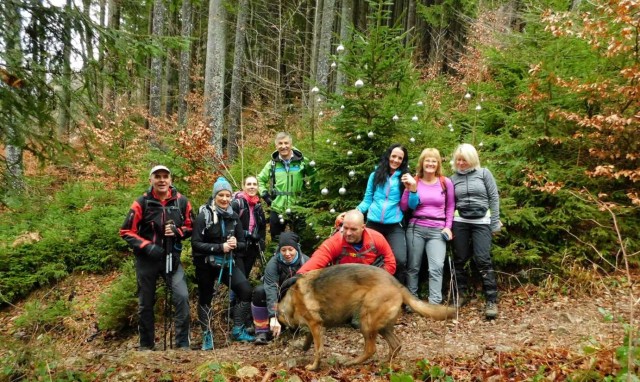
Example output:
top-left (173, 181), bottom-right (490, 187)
top-left (297, 210), bottom-right (396, 275)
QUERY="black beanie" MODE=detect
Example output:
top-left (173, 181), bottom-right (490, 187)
top-left (278, 232), bottom-right (299, 249)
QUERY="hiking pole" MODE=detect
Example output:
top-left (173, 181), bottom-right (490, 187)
top-left (226, 244), bottom-right (234, 345)
top-left (164, 220), bottom-right (175, 351)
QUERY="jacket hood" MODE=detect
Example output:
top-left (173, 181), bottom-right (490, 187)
top-left (270, 147), bottom-right (304, 162)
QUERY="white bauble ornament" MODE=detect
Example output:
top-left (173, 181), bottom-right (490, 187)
top-left (278, 214), bottom-right (283, 219)
top-left (464, 92), bottom-right (472, 99)
top-left (392, 114), bottom-right (399, 122)
top-left (410, 137), bottom-right (415, 143)
top-left (356, 134), bottom-right (361, 140)
top-left (332, 141), bottom-right (336, 145)
top-left (339, 187), bottom-right (346, 195)
top-left (411, 115), bottom-right (418, 122)
top-left (321, 188), bottom-right (329, 196)
top-left (355, 79), bottom-right (364, 88)
top-left (286, 208), bottom-right (291, 214)
top-left (311, 86), bottom-right (319, 94)
top-left (330, 61), bottom-right (337, 68)
top-left (309, 222), bottom-right (313, 227)
top-left (479, 142), bottom-right (484, 147)
top-left (347, 150), bottom-right (353, 156)
top-left (330, 208), bottom-right (336, 213)
top-left (336, 44), bottom-right (345, 53)
top-left (316, 235), bottom-right (321, 239)
top-left (340, 104), bottom-right (345, 109)
top-left (279, 218), bottom-right (285, 224)
top-left (317, 97), bottom-right (322, 103)
top-left (319, 111), bottom-right (324, 117)
top-left (367, 131), bottom-right (374, 138)
top-left (348, 170), bottom-right (356, 177)
top-left (416, 101), bottom-right (424, 106)
top-left (309, 160), bottom-right (316, 167)
top-left (326, 139), bottom-right (331, 143)
top-left (475, 104), bottom-right (482, 111)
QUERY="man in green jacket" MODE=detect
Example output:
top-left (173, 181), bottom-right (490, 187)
top-left (258, 132), bottom-right (316, 242)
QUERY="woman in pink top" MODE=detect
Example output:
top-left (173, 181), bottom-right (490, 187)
top-left (400, 148), bottom-right (455, 304)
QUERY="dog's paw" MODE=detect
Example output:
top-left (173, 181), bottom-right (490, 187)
top-left (305, 362), bottom-right (319, 371)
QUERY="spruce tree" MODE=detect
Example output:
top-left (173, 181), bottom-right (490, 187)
top-left (305, 0), bottom-right (430, 238)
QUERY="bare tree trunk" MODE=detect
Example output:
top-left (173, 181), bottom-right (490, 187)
top-left (204, 0), bottom-right (227, 156)
top-left (164, 7), bottom-right (178, 117)
top-left (316, 0), bottom-right (336, 90)
top-left (336, 0), bottom-right (353, 95)
top-left (308, 0), bottom-right (323, 110)
top-left (148, 0), bottom-right (165, 132)
top-left (275, 0), bottom-right (283, 122)
top-left (178, 0), bottom-right (192, 126)
top-left (406, 0), bottom-right (416, 46)
top-left (302, 0), bottom-right (314, 107)
top-left (103, 0), bottom-right (120, 113)
top-left (58, 0), bottom-right (72, 140)
top-left (227, 0), bottom-right (248, 161)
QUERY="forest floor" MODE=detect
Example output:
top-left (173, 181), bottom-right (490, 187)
top-left (0, 270), bottom-right (636, 381)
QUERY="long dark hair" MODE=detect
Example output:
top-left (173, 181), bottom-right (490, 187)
top-left (373, 143), bottom-right (409, 187)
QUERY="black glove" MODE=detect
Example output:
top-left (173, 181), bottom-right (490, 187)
top-left (145, 244), bottom-right (165, 260)
top-left (261, 191), bottom-right (272, 207)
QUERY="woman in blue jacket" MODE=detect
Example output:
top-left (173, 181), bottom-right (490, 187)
top-left (357, 143), bottom-right (410, 284)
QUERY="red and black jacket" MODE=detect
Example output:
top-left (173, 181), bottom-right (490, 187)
top-left (120, 186), bottom-right (194, 256)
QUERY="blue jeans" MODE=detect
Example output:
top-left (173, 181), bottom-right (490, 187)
top-left (406, 225), bottom-right (447, 304)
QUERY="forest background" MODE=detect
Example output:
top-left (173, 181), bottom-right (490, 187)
top-left (0, 0), bottom-right (638, 380)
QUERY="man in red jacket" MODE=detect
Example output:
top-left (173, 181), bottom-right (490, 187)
top-left (298, 210), bottom-right (396, 275)
top-left (120, 165), bottom-right (194, 351)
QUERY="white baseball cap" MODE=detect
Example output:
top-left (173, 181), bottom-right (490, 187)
top-left (149, 165), bottom-right (171, 177)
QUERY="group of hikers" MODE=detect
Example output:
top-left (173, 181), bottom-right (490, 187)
top-left (120, 131), bottom-right (502, 351)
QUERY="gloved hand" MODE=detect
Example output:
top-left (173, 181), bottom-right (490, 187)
top-left (261, 191), bottom-right (272, 206)
top-left (145, 244), bottom-right (165, 260)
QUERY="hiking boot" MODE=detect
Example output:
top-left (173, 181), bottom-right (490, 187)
top-left (454, 295), bottom-right (468, 308)
top-left (201, 330), bottom-right (214, 351)
top-left (485, 301), bottom-right (498, 319)
top-left (232, 326), bottom-right (255, 342)
top-left (254, 332), bottom-right (270, 345)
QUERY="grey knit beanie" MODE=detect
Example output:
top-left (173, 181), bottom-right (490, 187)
top-left (212, 176), bottom-right (233, 197)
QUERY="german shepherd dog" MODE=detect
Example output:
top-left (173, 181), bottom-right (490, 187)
top-left (277, 263), bottom-right (456, 370)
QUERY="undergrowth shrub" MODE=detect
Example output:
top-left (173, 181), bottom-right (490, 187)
top-left (14, 299), bottom-right (71, 333)
top-left (97, 259), bottom-right (138, 331)
top-left (0, 181), bottom-right (137, 305)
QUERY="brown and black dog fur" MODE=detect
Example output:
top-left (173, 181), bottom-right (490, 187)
top-left (277, 263), bottom-right (456, 370)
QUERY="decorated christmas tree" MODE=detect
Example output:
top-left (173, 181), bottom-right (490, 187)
top-left (305, 0), bottom-right (432, 238)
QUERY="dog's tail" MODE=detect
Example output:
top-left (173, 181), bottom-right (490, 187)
top-left (400, 287), bottom-right (456, 320)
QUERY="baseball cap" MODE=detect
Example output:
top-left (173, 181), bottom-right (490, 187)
top-left (149, 165), bottom-right (171, 177)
